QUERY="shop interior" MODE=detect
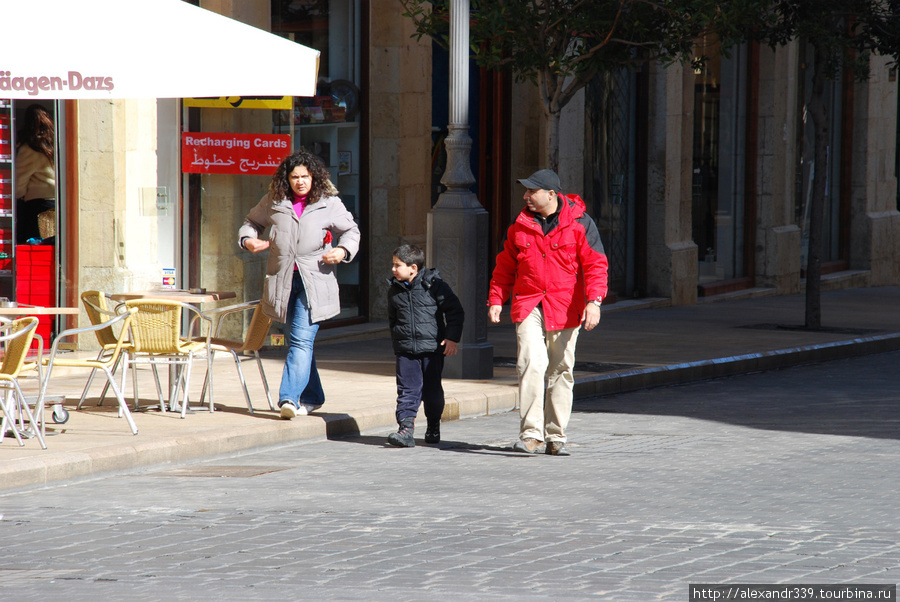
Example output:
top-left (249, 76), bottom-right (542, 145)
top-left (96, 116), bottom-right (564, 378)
top-left (0, 99), bottom-right (62, 340)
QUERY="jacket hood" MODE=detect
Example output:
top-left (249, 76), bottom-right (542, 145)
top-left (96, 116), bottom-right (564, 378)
top-left (516, 193), bottom-right (586, 229)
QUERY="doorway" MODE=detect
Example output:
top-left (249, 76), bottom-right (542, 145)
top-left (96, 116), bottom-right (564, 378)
top-left (0, 99), bottom-right (66, 339)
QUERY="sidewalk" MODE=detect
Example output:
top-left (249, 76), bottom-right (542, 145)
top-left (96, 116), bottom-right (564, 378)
top-left (3, 284), bottom-right (900, 491)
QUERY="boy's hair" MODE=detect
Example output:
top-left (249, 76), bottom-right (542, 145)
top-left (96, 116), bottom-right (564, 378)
top-left (393, 244), bottom-right (425, 270)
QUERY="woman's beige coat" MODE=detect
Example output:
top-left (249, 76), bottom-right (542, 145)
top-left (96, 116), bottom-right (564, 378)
top-left (239, 193), bottom-right (360, 324)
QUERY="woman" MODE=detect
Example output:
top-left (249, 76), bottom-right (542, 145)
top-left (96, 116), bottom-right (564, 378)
top-left (239, 149), bottom-right (360, 419)
top-left (15, 104), bottom-right (56, 244)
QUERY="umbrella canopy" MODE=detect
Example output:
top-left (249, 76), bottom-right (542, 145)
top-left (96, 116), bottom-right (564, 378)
top-left (0, 0), bottom-right (320, 99)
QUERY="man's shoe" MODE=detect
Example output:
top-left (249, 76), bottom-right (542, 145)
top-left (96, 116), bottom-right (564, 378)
top-left (424, 419), bottom-right (440, 444)
top-left (512, 437), bottom-right (543, 454)
top-left (300, 403), bottom-right (322, 415)
top-left (279, 401), bottom-right (299, 419)
top-left (387, 419), bottom-right (415, 447)
top-left (546, 441), bottom-right (571, 456)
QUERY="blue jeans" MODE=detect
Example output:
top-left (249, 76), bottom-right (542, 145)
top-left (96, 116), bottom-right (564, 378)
top-left (278, 272), bottom-right (325, 407)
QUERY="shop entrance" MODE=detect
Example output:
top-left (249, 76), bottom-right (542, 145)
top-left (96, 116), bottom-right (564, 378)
top-left (0, 99), bottom-right (67, 340)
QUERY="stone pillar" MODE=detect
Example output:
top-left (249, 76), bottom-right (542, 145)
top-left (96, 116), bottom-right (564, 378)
top-left (426, 0), bottom-right (493, 378)
top-left (755, 42), bottom-right (802, 294)
top-left (644, 61), bottom-right (698, 304)
top-left (850, 53), bottom-right (900, 286)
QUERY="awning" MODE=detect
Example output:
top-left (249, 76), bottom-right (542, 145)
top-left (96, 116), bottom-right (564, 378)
top-left (0, 0), bottom-right (320, 100)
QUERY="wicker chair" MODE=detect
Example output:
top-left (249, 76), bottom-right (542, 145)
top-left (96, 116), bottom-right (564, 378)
top-left (123, 299), bottom-right (211, 418)
top-left (194, 300), bottom-right (275, 414)
top-left (0, 317), bottom-right (47, 449)
top-left (35, 308), bottom-right (140, 438)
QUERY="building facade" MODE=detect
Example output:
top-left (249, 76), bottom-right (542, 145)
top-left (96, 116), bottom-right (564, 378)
top-left (4, 1), bottom-right (899, 351)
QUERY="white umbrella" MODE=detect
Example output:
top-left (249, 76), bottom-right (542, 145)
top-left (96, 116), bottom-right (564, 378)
top-left (0, 0), bottom-right (320, 99)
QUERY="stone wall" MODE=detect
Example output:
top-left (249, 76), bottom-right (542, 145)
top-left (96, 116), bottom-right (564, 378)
top-left (77, 99), bottom-right (160, 348)
top-left (367, 0), bottom-right (432, 320)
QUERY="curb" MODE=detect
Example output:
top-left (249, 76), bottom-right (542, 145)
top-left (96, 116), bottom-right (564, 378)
top-left (0, 386), bottom-right (520, 492)
top-left (574, 332), bottom-right (900, 400)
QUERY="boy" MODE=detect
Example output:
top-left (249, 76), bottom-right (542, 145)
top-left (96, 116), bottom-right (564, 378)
top-left (387, 244), bottom-right (465, 447)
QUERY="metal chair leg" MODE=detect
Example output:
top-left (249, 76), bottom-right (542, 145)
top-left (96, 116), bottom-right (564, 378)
top-left (231, 350), bottom-right (255, 414)
top-left (254, 351), bottom-right (275, 411)
top-left (103, 366), bottom-right (137, 435)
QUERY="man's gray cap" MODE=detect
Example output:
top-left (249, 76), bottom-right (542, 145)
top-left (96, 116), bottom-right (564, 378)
top-left (517, 169), bottom-right (561, 192)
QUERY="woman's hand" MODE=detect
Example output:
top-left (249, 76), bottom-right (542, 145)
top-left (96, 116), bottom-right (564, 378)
top-left (244, 238), bottom-right (270, 253)
top-left (322, 246), bottom-right (347, 265)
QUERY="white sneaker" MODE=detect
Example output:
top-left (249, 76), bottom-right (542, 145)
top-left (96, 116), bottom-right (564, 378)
top-left (280, 402), bottom-right (299, 419)
top-left (300, 403), bottom-right (322, 414)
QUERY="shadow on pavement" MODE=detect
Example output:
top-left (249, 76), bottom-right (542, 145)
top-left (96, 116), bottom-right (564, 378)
top-left (329, 433), bottom-right (524, 455)
top-left (574, 350), bottom-right (900, 441)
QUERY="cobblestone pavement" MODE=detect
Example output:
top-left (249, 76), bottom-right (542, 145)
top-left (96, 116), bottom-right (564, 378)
top-left (2, 351), bottom-right (898, 601)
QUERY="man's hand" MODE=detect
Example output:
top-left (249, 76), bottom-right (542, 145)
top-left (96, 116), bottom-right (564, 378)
top-left (442, 340), bottom-right (458, 356)
top-left (582, 303), bottom-right (601, 331)
top-left (243, 238), bottom-right (270, 253)
top-left (488, 304), bottom-right (502, 324)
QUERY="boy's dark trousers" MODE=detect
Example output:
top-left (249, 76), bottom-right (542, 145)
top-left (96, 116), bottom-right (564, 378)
top-left (395, 351), bottom-right (445, 423)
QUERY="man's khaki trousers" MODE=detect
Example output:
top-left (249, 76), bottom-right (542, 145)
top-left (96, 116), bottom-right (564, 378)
top-left (515, 305), bottom-right (580, 443)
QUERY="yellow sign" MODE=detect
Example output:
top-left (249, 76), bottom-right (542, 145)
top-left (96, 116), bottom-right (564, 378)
top-left (183, 96), bottom-right (292, 109)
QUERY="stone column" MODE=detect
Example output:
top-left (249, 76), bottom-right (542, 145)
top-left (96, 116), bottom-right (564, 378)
top-left (755, 42), bottom-right (802, 294)
top-left (426, 0), bottom-right (493, 378)
top-left (850, 53), bottom-right (900, 286)
top-left (644, 61), bottom-right (698, 304)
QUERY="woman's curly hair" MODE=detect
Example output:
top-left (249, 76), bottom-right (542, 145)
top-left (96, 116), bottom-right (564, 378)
top-left (21, 104), bottom-right (55, 165)
top-left (270, 148), bottom-right (337, 203)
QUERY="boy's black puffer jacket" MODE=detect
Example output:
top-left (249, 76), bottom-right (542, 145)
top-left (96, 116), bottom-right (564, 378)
top-left (387, 268), bottom-right (465, 355)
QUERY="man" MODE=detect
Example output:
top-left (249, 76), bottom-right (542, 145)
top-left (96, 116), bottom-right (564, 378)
top-left (488, 169), bottom-right (608, 456)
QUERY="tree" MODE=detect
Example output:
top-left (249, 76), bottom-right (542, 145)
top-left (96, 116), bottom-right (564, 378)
top-left (733, 1), bottom-right (899, 329)
top-left (399, 0), bottom-right (729, 172)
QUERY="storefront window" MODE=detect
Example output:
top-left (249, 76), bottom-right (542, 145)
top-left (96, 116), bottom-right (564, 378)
top-left (796, 42), bottom-right (844, 268)
top-left (586, 68), bottom-right (636, 298)
top-left (0, 99), bottom-right (64, 339)
top-left (272, 0), bottom-right (363, 320)
top-left (692, 36), bottom-right (748, 287)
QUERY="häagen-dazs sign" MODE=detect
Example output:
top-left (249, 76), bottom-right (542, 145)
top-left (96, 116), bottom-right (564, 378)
top-left (0, 70), bottom-right (114, 96)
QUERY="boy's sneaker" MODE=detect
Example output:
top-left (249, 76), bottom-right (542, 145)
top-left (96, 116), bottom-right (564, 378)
top-left (279, 401), bottom-right (300, 419)
top-left (512, 437), bottom-right (544, 454)
top-left (387, 419), bottom-right (415, 447)
top-left (300, 403), bottom-right (322, 415)
top-left (545, 441), bottom-right (571, 456)
top-left (424, 419), bottom-right (440, 444)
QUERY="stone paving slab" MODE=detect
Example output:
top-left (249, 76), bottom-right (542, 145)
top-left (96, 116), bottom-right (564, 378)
top-left (0, 351), bottom-right (897, 600)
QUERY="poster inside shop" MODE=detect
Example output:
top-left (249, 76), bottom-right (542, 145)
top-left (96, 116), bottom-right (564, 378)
top-left (182, 132), bottom-right (291, 175)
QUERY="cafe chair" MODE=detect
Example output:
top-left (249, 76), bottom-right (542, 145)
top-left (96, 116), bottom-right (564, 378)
top-left (194, 300), bottom-right (275, 414)
top-left (34, 308), bottom-right (140, 439)
top-left (0, 317), bottom-right (47, 449)
top-left (0, 315), bottom-right (44, 383)
top-left (123, 299), bottom-right (212, 419)
top-left (77, 290), bottom-right (133, 409)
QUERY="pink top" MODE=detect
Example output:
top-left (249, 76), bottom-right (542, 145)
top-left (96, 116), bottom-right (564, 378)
top-left (292, 193), bottom-right (308, 219)
top-left (292, 194), bottom-right (308, 270)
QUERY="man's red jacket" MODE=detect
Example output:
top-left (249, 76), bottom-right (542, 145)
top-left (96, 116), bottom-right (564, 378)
top-left (488, 193), bottom-right (609, 331)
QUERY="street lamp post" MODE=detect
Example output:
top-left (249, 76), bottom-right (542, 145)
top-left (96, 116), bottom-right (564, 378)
top-left (426, 0), bottom-right (493, 379)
